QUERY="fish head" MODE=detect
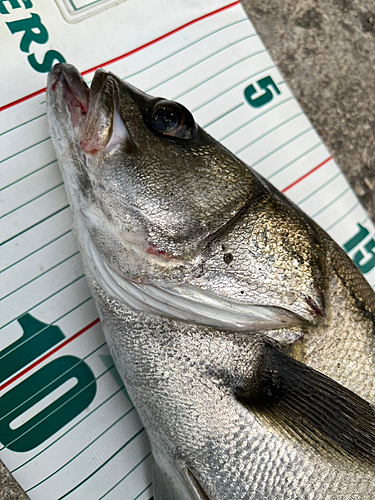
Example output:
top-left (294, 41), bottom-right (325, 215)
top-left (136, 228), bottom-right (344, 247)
top-left (47, 63), bottom-right (327, 329)
top-left (47, 63), bottom-right (259, 284)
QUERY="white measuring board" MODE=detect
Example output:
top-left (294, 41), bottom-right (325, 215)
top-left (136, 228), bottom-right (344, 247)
top-left (1, 1), bottom-right (375, 499)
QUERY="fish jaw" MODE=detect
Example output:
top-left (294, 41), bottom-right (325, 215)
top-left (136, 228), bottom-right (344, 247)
top-left (47, 64), bottom-right (197, 285)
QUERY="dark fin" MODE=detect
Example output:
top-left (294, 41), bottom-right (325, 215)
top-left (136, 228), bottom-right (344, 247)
top-left (236, 342), bottom-right (375, 466)
top-left (153, 461), bottom-right (210, 500)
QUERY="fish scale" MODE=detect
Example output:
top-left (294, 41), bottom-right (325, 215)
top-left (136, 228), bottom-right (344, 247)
top-left (94, 289), bottom-right (375, 499)
top-left (47, 63), bottom-right (375, 499)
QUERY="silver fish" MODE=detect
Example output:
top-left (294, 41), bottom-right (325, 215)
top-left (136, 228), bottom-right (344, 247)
top-left (47, 63), bottom-right (375, 500)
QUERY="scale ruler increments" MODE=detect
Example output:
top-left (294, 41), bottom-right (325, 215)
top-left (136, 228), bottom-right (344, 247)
top-left (1, 1), bottom-right (375, 499)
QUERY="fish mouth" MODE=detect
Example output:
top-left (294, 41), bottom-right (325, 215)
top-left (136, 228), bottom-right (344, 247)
top-left (48, 63), bottom-right (153, 153)
top-left (48, 64), bottom-right (124, 155)
top-left (48, 63), bottom-right (112, 120)
top-left (48, 63), bottom-right (90, 126)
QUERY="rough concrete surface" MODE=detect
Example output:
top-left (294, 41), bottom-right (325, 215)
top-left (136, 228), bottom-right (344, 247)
top-left (2, 0), bottom-right (375, 498)
top-left (0, 462), bottom-right (28, 500)
top-left (241, 0), bottom-right (375, 218)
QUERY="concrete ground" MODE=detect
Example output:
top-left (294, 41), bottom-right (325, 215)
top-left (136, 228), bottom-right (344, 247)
top-left (2, 0), bottom-right (375, 498)
top-left (242, 0), bottom-right (375, 217)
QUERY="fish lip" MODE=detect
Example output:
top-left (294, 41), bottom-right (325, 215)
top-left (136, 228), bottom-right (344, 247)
top-left (48, 63), bottom-right (90, 122)
top-left (49, 65), bottom-right (120, 154)
top-left (86, 68), bottom-right (113, 114)
top-left (48, 64), bottom-right (111, 113)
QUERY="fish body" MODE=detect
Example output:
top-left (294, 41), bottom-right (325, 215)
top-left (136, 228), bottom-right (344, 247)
top-left (47, 63), bottom-right (375, 499)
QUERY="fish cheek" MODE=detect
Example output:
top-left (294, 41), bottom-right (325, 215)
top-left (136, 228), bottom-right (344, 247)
top-left (194, 193), bottom-right (328, 323)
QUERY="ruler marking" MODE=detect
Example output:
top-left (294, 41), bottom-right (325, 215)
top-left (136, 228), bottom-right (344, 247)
top-left (144, 33), bottom-right (257, 94)
top-left (26, 407), bottom-right (133, 492)
top-left (235, 112), bottom-right (306, 156)
top-left (1, 159), bottom-right (58, 193)
top-left (0, 318), bottom-right (100, 392)
top-left (98, 453), bottom-right (152, 500)
top-left (122, 17), bottom-right (248, 84)
top-left (218, 96), bottom-right (294, 142)
top-left (282, 157), bottom-right (333, 193)
top-left (57, 428), bottom-right (146, 500)
top-left (297, 171), bottom-right (342, 206)
top-left (0, 1), bottom-right (241, 113)
top-left (11, 384), bottom-right (127, 473)
top-left (0, 113), bottom-right (47, 138)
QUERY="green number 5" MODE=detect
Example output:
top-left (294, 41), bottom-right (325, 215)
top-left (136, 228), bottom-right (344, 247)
top-left (244, 76), bottom-right (281, 108)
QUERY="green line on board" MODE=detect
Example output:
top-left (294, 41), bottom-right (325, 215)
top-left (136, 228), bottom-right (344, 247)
top-left (123, 18), bottom-right (248, 83)
top-left (0, 112), bottom-right (47, 137)
top-left (5, 360), bottom-right (107, 453)
top-left (145, 34), bottom-right (255, 93)
top-left (0, 296), bottom-right (93, 363)
top-left (297, 171), bottom-right (341, 206)
top-left (2, 251), bottom-right (80, 301)
top-left (133, 483), bottom-right (152, 500)
top-left (218, 96), bottom-right (294, 142)
top-left (0, 273), bottom-right (85, 330)
top-left (247, 125), bottom-right (313, 167)
top-left (57, 428), bottom-right (146, 499)
top-left (26, 405), bottom-right (134, 492)
top-left (1, 159), bottom-right (58, 192)
top-left (311, 186), bottom-right (351, 219)
top-left (267, 141), bottom-right (321, 180)
top-left (1, 182), bottom-right (64, 220)
top-left (1, 341), bottom-right (106, 426)
top-left (132, 481), bottom-right (153, 500)
top-left (325, 202), bottom-right (359, 232)
top-left (202, 102), bottom-right (244, 129)
top-left (0, 137), bottom-right (50, 165)
top-left (1, 205), bottom-right (69, 247)
top-left (235, 112), bottom-right (305, 155)
top-left (11, 384), bottom-right (127, 472)
top-left (191, 62), bottom-right (276, 112)
top-left (362, 215), bottom-right (370, 226)
top-left (99, 453), bottom-right (152, 500)
top-left (1, 228), bottom-right (72, 274)
top-left (174, 50), bottom-right (269, 104)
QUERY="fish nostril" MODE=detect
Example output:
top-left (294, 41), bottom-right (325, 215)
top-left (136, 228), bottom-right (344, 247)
top-left (223, 253), bottom-right (233, 265)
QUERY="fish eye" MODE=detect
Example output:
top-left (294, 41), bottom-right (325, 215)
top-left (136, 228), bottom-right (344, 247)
top-left (148, 100), bottom-right (197, 140)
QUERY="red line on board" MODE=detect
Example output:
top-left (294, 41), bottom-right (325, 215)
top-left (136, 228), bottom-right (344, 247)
top-left (281, 156), bottom-right (333, 193)
top-left (0, 87), bottom-right (48, 113)
top-left (0, 318), bottom-right (100, 392)
top-left (0, 1), bottom-right (240, 113)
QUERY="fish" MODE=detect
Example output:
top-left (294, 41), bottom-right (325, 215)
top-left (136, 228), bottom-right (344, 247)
top-left (46, 63), bottom-right (375, 499)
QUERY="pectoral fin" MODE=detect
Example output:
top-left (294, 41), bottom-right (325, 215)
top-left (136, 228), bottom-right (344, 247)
top-left (236, 342), bottom-right (375, 465)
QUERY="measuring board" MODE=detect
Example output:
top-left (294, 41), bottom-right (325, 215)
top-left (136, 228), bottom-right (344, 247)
top-left (1, 1), bottom-right (375, 499)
